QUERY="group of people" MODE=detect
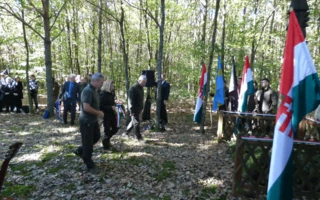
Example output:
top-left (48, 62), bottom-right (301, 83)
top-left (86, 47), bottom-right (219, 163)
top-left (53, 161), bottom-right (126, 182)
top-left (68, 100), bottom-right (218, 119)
top-left (60, 73), bottom-right (170, 173)
top-left (0, 71), bottom-right (39, 113)
top-left (220, 77), bottom-right (278, 114)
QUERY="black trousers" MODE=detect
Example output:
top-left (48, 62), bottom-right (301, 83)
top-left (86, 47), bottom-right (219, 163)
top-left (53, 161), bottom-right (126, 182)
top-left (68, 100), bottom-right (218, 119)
top-left (4, 95), bottom-right (14, 112)
top-left (77, 120), bottom-right (100, 169)
top-left (103, 116), bottom-right (118, 139)
top-left (63, 99), bottom-right (76, 125)
top-left (30, 92), bottom-right (38, 109)
top-left (15, 97), bottom-right (22, 113)
top-left (0, 99), bottom-right (3, 112)
top-left (160, 101), bottom-right (168, 126)
top-left (125, 114), bottom-right (142, 139)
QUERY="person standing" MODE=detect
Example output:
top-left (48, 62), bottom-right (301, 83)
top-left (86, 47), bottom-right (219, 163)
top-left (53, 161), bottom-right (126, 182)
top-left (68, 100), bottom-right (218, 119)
top-left (13, 76), bottom-right (23, 113)
top-left (3, 77), bottom-right (15, 113)
top-left (99, 80), bottom-right (118, 150)
top-left (0, 78), bottom-right (4, 112)
top-left (53, 77), bottom-right (60, 101)
top-left (255, 78), bottom-right (277, 114)
top-left (124, 75), bottom-right (147, 141)
top-left (160, 74), bottom-right (170, 130)
top-left (74, 73), bottom-right (104, 173)
top-left (59, 74), bottom-right (80, 126)
top-left (29, 74), bottom-right (39, 112)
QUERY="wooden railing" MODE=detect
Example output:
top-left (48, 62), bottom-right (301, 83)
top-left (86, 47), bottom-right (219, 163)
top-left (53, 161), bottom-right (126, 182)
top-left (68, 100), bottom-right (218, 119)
top-left (217, 111), bottom-right (320, 199)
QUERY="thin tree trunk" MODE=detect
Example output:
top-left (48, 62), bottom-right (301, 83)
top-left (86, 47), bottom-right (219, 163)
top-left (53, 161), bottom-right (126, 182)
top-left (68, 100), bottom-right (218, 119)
top-left (66, 18), bottom-right (73, 73)
top-left (120, 0), bottom-right (129, 109)
top-left (73, 0), bottom-right (80, 74)
top-left (97, 0), bottom-right (103, 73)
top-left (221, 0), bottom-right (226, 74)
top-left (155, 0), bottom-right (165, 130)
top-left (200, 0), bottom-right (220, 134)
top-left (42, 0), bottom-right (54, 116)
top-left (21, 7), bottom-right (33, 113)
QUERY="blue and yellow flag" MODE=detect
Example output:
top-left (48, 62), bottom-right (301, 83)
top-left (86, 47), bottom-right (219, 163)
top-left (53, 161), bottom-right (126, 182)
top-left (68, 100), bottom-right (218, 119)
top-left (212, 57), bottom-right (224, 111)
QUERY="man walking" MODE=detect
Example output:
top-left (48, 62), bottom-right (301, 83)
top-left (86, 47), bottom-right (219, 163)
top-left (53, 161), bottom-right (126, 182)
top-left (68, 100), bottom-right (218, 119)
top-left (124, 75), bottom-right (147, 141)
top-left (74, 73), bottom-right (104, 173)
top-left (160, 74), bottom-right (170, 130)
top-left (59, 74), bottom-right (80, 126)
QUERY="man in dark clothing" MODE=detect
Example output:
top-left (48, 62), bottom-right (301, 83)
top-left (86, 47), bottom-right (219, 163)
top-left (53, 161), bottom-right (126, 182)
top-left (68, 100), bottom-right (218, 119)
top-left (124, 75), bottom-right (147, 141)
top-left (74, 73), bottom-right (104, 173)
top-left (29, 74), bottom-right (39, 112)
top-left (59, 74), bottom-right (81, 126)
top-left (160, 74), bottom-right (170, 130)
top-left (255, 78), bottom-right (278, 114)
top-left (13, 76), bottom-right (23, 113)
top-left (3, 77), bottom-right (14, 113)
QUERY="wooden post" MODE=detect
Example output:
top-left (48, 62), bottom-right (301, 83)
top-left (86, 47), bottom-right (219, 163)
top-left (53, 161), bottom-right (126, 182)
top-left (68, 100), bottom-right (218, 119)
top-left (297, 119), bottom-right (306, 140)
top-left (232, 135), bottom-right (244, 197)
top-left (217, 111), bottom-right (224, 142)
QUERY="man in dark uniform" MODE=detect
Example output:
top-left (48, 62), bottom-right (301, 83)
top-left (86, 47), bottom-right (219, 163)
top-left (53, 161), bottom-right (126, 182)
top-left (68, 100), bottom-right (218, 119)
top-left (124, 75), bottom-right (147, 141)
top-left (160, 74), bottom-right (170, 130)
top-left (255, 78), bottom-right (278, 114)
top-left (74, 73), bottom-right (104, 173)
top-left (59, 74), bottom-right (81, 126)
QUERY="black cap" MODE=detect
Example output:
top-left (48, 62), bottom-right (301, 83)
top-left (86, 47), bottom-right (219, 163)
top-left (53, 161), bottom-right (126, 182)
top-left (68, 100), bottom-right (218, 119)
top-left (261, 78), bottom-right (270, 82)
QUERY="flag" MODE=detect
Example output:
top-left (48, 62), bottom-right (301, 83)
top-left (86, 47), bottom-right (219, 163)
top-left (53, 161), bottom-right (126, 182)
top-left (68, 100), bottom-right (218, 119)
top-left (267, 11), bottom-right (320, 200)
top-left (193, 63), bottom-right (207, 124)
top-left (229, 57), bottom-right (238, 111)
top-left (238, 56), bottom-right (254, 112)
top-left (213, 57), bottom-right (224, 111)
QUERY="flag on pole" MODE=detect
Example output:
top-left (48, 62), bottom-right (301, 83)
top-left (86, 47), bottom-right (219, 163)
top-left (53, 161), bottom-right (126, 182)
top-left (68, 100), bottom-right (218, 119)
top-left (229, 57), bottom-right (238, 111)
top-left (213, 57), bottom-right (224, 111)
top-left (194, 63), bottom-right (207, 124)
top-left (267, 11), bottom-right (320, 200)
top-left (238, 56), bottom-right (254, 112)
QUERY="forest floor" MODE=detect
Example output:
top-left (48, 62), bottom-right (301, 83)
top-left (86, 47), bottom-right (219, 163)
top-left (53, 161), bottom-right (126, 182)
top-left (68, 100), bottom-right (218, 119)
top-left (0, 100), bottom-right (236, 200)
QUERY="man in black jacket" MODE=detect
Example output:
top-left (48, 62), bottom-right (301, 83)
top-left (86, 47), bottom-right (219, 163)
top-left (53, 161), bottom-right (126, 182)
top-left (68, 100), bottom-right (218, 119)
top-left (59, 74), bottom-right (81, 126)
top-left (160, 74), bottom-right (170, 130)
top-left (124, 75), bottom-right (147, 140)
top-left (29, 74), bottom-right (39, 112)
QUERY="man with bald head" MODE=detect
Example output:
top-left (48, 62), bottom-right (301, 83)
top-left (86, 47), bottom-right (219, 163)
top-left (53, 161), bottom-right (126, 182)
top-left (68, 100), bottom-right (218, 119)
top-left (124, 75), bottom-right (147, 141)
top-left (59, 74), bottom-right (81, 126)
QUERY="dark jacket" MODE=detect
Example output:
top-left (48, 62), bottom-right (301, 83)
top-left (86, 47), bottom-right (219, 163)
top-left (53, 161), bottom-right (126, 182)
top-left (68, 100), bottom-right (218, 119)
top-left (161, 81), bottom-right (170, 101)
top-left (13, 81), bottom-right (23, 99)
top-left (99, 91), bottom-right (116, 119)
top-left (59, 81), bottom-right (80, 103)
top-left (128, 82), bottom-right (144, 115)
top-left (0, 84), bottom-right (5, 100)
top-left (4, 82), bottom-right (14, 98)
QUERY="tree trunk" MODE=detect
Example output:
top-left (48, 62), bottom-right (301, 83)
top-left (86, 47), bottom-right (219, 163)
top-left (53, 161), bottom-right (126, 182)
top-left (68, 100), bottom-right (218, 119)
top-left (66, 18), bottom-right (73, 73)
top-left (42, 0), bottom-right (54, 116)
top-left (21, 7), bottom-right (33, 113)
top-left (221, 0), bottom-right (226, 74)
top-left (200, 0), bottom-right (220, 134)
top-left (72, 0), bottom-right (80, 74)
top-left (97, 0), bottom-right (103, 73)
top-left (155, 0), bottom-right (165, 130)
top-left (120, 0), bottom-right (130, 110)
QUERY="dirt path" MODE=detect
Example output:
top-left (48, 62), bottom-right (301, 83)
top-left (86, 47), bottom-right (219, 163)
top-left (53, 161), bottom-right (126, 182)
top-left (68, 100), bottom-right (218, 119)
top-left (0, 109), bottom-right (234, 200)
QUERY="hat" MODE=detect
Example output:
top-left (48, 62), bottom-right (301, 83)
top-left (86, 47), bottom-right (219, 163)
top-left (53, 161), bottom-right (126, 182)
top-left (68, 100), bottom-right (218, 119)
top-left (261, 78), bottom-right (270, 82)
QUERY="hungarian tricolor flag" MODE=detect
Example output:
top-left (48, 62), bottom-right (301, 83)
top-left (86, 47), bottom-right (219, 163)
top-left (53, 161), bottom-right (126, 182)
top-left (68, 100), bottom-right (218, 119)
top-left (194, 63), bottom-right (207, 124)
top-left (267, 11), bottom-right (320, 200)
top-left (238, 56), bottom-right (254, 112)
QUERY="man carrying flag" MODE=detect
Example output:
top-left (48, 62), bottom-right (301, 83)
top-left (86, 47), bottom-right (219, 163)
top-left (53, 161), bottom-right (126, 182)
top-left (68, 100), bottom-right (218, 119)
top-left (213, 57), bottom-right (225, 111)
top-left (194, 63), bottom-right (207, 123)
top-left (267, 11), bottom-right (320, 200)
top-left (238, 56), bottom-right (255, 112)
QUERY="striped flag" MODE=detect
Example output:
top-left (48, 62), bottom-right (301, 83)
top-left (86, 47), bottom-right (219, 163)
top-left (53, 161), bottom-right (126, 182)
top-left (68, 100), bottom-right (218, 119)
top-left (194, 63), bottom-right (207, 124)
top-left (238, 56), bottom-right (254, 112)
top-left (213, 57), bottom-right (224, 111)
top-left (229, 57), bottom-right (238, 111)
top-left (267, 11), bottom-right (320, 200)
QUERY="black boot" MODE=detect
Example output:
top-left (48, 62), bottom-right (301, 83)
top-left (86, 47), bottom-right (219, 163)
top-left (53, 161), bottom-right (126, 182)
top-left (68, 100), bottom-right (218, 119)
top-left (102, 137), bottom-right (111, 150)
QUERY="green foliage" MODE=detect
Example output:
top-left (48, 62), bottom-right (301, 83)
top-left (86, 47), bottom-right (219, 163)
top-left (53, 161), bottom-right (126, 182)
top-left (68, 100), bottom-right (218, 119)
top-left (0, 184), bottom-right (35, 198)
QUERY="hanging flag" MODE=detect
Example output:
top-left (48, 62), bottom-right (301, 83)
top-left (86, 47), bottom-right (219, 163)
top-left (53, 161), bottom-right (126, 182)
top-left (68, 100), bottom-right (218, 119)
top-left (267, 11), bottom-right (320, 200)
top-left (229, 57), bottom-right (238, 111)
top-left (238, 56), bottom-right (254, 112)
top-left (193, 63), bottom-right (207, 124)
top-left (213, 57), bottom-right (224, 111)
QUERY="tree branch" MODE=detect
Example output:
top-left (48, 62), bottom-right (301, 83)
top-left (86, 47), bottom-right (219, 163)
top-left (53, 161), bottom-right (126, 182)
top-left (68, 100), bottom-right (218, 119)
top-left (50, 0), bottom-right (68, 31)
top-left (123, 0), bottom-right (160, 27)
top-left (85, 0), bottom-right (120, 23)
top-left (51, 26), bottom-right (65, 42)
top-left (0, 4), bottom-right (44, 40)
top-left (26, 0), bottom-right (44, 17)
